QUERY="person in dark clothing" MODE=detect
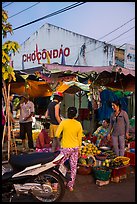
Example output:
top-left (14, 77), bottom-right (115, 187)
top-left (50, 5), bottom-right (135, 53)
top-left (36, 122), bottom-right (52, 152)
top-left (45, 91), bottom-right (63, 152)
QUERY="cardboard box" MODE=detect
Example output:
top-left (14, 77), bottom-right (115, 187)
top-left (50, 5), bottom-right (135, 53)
top-left (96, 179), bottom-right (110, 186)
top-left (111, 174), bottom-right (127, 183)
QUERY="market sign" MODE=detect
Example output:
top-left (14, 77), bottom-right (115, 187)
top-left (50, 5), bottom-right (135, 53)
top-left (124, 44), bottom-right (135, 70)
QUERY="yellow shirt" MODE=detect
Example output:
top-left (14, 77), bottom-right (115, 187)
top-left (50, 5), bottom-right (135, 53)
top-left (55, 119), bottom-right (83, 148)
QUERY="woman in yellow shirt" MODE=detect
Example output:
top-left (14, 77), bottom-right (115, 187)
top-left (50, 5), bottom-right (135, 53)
top-left (55, 107), bottom-right (83, 192)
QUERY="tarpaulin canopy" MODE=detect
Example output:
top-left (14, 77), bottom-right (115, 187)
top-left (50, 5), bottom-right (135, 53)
top-left (56, 81), bottom-right (90, 94)
top-left (11, 64), bottom-right (135, 98)
top-left (21, 64), bottom-right (135, 92)
top-left (11, 80), bottom-right (52, 98)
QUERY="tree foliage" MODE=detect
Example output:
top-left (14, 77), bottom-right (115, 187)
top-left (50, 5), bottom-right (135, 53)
top-left (2, 9), bottom-right (20, 82)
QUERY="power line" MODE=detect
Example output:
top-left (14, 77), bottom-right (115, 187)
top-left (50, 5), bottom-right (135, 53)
top-left (111, 35), bottom-right (135, 45)
top-left (9, 2), bottom-right (40, 19)
top-left (70, 17), bottom-right (135, 59)
top-left (98, 17), bottom-right (135, 40)
top-left (3, 2), bottom-right (14, 8)
top-left (108, 26), bottom-right (135, 43)
top-left (83, 26), bottom-right (135, 57)
top-left (13, 2), bottom-right (86, 31)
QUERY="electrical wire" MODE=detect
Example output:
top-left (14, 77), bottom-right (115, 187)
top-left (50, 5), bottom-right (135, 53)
top-left (9, 2), bottom-right (40, 19)
top-left (67, 16), bottom-right (135, 64)
top-left (108, 26), bottom-right (135, 43)
top-left (5, 2), bottom-right (134, 47)
top-left (5, 2), bottom-right (134, 64)
top-left (13, 2), bottom-right (86, 31)
top-left (111, 35), bottom-right (134, 45)
top-left (70, 26), bottom-right (135, 65)
top-left (2, 2), bottom-right (14, 8)
top-left (85, 26), bottom-right (135, 54)
top-left (98, 17), bottom-right (135, 40)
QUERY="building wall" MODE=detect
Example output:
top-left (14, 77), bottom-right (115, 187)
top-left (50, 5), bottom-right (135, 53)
top-left (12, 23), bottom-right (115, 70)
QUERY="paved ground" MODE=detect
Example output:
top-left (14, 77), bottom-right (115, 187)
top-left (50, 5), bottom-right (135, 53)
top-left (2, 165), bottom-right (135, 202)
top-left (61, 166), bottom-right (135, 202)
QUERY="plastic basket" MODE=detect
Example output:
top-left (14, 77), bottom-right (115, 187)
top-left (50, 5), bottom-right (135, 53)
top-left (114, 156), bottom-right (130, 166)
top-left (93, 166), bottom-right (112, 181)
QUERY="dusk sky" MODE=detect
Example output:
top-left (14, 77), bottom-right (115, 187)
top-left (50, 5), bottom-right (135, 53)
top-left (2, 2), bottom-right (135, 47)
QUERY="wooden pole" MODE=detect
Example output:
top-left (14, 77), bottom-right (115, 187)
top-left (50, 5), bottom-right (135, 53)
top-left (11, 122), bottom-right (18, 155)
top-left (2, 83), bottom-right (8, 149)
top-left (89, 88), bottom-right (95, 134)
top-left (7, 83), bottom-right (11, 161)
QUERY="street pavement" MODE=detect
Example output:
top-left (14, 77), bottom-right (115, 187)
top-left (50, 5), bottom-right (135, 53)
top-left (2, 166), bottom-right (135, 202)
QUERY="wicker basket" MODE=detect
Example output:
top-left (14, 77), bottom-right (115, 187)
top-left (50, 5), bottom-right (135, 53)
top-left (77, 164), bottom-right (92, 175)
top-left (77, 155), bottom-right (96, 175)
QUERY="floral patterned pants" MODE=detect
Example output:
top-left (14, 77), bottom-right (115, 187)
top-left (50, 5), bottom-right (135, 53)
top-left (60, 147), bottom-right (79, 188)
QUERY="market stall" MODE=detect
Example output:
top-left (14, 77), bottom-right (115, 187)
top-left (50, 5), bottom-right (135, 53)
top-left (77, 138), bottom-right (134, 186)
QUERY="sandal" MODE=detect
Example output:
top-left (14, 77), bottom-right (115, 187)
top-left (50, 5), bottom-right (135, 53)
top-left (22, 148), bottom-right (26, 152)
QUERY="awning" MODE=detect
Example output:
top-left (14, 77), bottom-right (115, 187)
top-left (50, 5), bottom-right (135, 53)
top-left (11, 80), bottom-right (53, 98)
top-left (44, 64), bottom-right (135, 77)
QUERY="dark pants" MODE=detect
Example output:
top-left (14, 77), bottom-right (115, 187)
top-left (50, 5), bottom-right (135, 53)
top-left (20, 122), bottom-right (34, 149)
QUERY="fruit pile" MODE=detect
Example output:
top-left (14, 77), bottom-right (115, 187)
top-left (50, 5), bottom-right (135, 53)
top-left (78, 156), bottom-right (95, 166)
top-left (102, 159), bottom-right (111, 167)
top-left (113, 156), bottom-right (130, 166)
top-left (103, 150), bottom-right (117, 159)
top-left (109, 159), bottom-right (124, 168)
top-left (106, 156), bottom-right (129, 168)
top-left (79, 142), bottom-right (101, 157)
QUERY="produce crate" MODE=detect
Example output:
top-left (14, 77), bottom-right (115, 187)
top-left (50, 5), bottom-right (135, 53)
top-left (124, 152), bottom-right (135, 166)
top-left (110, 165), bottom-right (129, 183)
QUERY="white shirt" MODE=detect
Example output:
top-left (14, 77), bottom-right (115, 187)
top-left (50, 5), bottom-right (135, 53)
top-left (19, 101), bottom-right (34, 123)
